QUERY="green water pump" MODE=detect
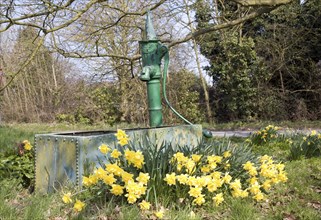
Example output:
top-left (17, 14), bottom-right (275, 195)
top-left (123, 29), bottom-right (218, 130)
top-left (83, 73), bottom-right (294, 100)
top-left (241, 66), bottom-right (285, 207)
top-left (139, 11), bottom-right (168, 127)
top-left (139, 11), bottom-right (212, 138)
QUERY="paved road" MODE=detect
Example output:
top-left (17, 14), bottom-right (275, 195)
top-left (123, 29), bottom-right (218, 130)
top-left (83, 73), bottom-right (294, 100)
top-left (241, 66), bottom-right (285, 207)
top-left (210, 129), bottom-right (321, 137)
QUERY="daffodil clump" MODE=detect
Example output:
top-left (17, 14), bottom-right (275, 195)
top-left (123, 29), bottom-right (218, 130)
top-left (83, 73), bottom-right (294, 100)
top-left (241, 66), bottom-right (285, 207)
top-left (61, 129), bottom-right (288, 218)
top-left (165, 151), bottom-right (287, 206)
top-left (251, 125), bottom-right (280, 145)
top-left (62, 129), bottom-right (150, 214)
top-left (82, 129), bottom-right (148, 205)
top-left (290, 130), bottom-right (321, 160)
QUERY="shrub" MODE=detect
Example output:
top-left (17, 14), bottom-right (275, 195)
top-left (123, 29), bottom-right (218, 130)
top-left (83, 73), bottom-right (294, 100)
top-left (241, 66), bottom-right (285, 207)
top-left (0, 140), bottom-right (34, 189)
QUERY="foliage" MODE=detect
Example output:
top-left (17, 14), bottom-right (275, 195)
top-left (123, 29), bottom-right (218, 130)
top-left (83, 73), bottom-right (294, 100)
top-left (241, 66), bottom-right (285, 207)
top-left (194, 0), bottom-right (321, 122)
top-left (56, 113), bottom-right (76, 124)
top-left (0, 140), bottom-right (34, 188)
top-left (195, 1), bottom-right (269, 122)
top-left (90, 85), bottom-right (122, 126)
top-left (165, 69), bottom-right (206, 124)
top-left (212, 34), bottom-right (263, 121)
top-left (289, 130), bottom-right (321, 160)
top-left (250, 0), bottom-right (321, 120)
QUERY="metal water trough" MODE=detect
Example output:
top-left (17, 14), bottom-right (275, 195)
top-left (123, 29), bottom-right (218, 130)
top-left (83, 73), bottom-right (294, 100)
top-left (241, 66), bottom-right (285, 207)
top-left (35, 124), bottom-right (202, 193)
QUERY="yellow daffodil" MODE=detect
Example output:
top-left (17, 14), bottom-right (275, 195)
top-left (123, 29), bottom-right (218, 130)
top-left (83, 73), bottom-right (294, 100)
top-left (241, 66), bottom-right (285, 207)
top-left (262, 180), bottom-right (272, 191)
top-left (223, 150), bottom-right (231, 158)
top-left (243, 161), bottom-right (254, 170)
top-left (207, 181), bottom-right (219, 192)
top-left (229, 179), bottom-right (242, 191)
top-left (94, 167), bottom-right (107, 179)
top-left (211, 171), bottom-right (221, 179)
top-left (126, 193), bottom-right (138, 204)
top-left (252, 191), bottom-right (265, 201)
top-left (99, 144), bottom-right (110, 154)
top-left (110, 184), bottom-right (124, 196)
top-left (249, 181), bottom-right (261, 195)
top-left (73, 199), bottom-right (85, 212)
top-left (139, 200), bottom-right (151, 211)
top-left (231, 189), bottom-right (242, 198)
top-left (115, 129), bottom-right (129, 146)
top-left (248, 167), bottom-right (258, 176)
top-left (176, 174), bottom-right (189, 185)
top-left (164, 172), bottom-right (176, 186)
top-left (277, 171), bottom-right (288, 182)
top-left (105, 163), bottom-right (124, 176)
top-left (82, 175), bottom-right (98, 187)
top-left (111, 149), bottom-right (122, 158)
top-left (311, 130), bottom-right (317, 136)
top-left (136, 172), bottom-right (150, 185)
top-left (119, 137), bottom-right (129, 146)
top-left (207, 155), bottom-right (223, 164)
top-left (188, 186), bottom-right (202, 198)
top-left (201, 165), bottom-right (211, 174)
top-left (185, 159), bottom-right (196, 174)
top-left (154, 210), bottom-right (164, 219)
top-left (213, 193), bottom-right (224, 206)
top-left (121, 171), bottom-right (134, 183)
top-left (124, 149), bottom-right (144, 169)
top-left (172, 152), bottom-right (188, 163)
top-left (23, 140), bottom-right (32, 150)
top-left (193, 194), bottom-right (205, 206)
top-left (102, 174), bottom-right (116, 185)
top-left (222, 173), bottom-right (232, 184)
top-left (240, 189), bottom-right (249, 198)
top-left (191, 154), bottom-right (202, 163)
top-left (62, 192), bottom-right (72, 204)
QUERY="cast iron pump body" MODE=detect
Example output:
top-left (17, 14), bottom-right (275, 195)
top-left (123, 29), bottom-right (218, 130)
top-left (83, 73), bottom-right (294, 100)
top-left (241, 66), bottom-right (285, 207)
top-left (139, 11), bottom-right (213, 138)
top-left (139, 11), bottom-right (168, 127)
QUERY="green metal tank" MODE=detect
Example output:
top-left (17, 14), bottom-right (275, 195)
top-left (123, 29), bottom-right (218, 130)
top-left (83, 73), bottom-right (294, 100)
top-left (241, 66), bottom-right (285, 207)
top-left (35, 125), bottom-right (202, 193)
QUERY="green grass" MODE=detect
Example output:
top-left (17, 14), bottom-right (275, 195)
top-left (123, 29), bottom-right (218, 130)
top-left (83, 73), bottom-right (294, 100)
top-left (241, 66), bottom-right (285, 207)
top-left (0, 123), bottom-right (321, 219)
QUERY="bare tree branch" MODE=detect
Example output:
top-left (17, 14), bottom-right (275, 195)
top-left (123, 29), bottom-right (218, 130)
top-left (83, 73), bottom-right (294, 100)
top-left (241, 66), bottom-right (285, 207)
top-left (168, 6), bottom-right (276, 47)
top-left (50, 6), bottom-right (279, 62)
top-left (230, 0), bottom-right (292, 6)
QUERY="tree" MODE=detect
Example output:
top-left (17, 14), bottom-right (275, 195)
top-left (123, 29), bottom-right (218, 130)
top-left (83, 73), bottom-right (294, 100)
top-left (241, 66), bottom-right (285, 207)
top-left (195, 0), bottom-right (268, 121)
top-left (0, 0), bottom-right (293, 92)
top-left (0, 27), bottom-right (69, 122)
top-left (249, 0), bottom-right (321, 120)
